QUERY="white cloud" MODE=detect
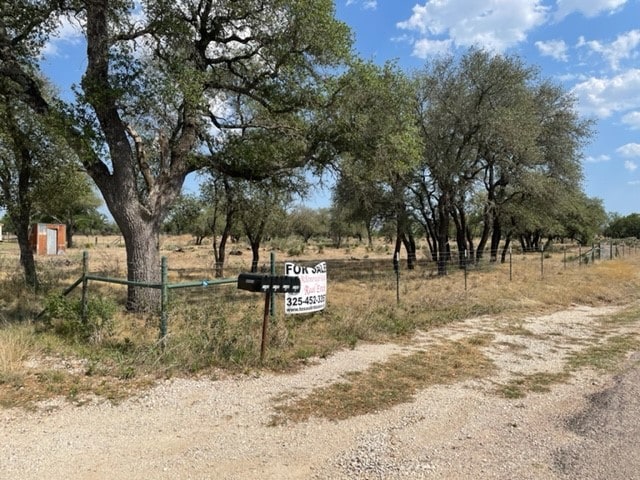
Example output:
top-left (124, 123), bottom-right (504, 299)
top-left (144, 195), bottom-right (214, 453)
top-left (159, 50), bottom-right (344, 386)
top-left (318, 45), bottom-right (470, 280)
top-left (629, 180), bottom-right (640, 186)
top-left (346, 0), bottom-right (377, 9)
top-left (397, 0), bottom-right (548, 55)
top-left (41, 15), bottom-right (84, 57)
top-left (556, 72), bottom-right (588, 83)
top-left (555, 0), bottom-right (627, 20)
top-left (535, 39), bottom-right (568, 61)
top-left (624, 160), bottom-right (638, 171)
top-left (585, 154), bottom-right (611, 163)
top-left (413, 38), bottom-right (454, 58)
top-left (617, 143), bottom-right (640, 158)
top-left (391, 34), bottom-right (414, 44)
top-left (577, 30), bottom-right (640, 70)
top-left (621, 111), bottom-right (640, 130)
top-left (571, 69), bottom-right (640, 118)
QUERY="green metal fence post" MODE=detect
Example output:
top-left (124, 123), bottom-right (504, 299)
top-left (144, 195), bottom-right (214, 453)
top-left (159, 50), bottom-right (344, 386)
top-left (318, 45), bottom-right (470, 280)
top-left (160, 256), bottom-right (168, 346)
top-left (81, 251), bottom-right (89, 323)
top-left (260, 290), bottom-right (271, 363)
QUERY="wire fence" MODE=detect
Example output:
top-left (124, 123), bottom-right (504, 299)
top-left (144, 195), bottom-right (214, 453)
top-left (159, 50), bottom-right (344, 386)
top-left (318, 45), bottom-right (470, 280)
top-left (257, 241), bottom-right (639, 283)
top-left (2, 239), bottom-right (634, 289)
top-left (154, 240), bottom-right (640, 323)
top-left (1, 238), bottom-right (638, 345)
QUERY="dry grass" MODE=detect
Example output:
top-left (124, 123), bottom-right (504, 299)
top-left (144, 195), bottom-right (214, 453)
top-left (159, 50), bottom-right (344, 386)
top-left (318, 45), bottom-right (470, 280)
top-left (495, 372), bottom-right (572, 399)
top-left (494, 306), bottom-right (640, 399)
top-left (270, 334), bottom-right (496, 424)
top-left (1, 236), bottom-right (640, 409)
top-left (0, 326), bottom-right (33, 380)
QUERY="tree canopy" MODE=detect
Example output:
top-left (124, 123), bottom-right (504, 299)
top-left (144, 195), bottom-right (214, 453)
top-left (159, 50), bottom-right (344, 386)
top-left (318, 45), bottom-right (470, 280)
top-left (605, 213), bottom-right (640, 239)
top-left (1, 0), bottom-right (354, 310)
top-left (1, 0), bottom-right (609, 298)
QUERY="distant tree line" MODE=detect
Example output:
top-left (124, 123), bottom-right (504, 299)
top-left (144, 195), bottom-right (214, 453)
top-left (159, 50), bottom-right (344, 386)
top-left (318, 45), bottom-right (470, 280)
top-left (604, 213), bottom-right (640, 239)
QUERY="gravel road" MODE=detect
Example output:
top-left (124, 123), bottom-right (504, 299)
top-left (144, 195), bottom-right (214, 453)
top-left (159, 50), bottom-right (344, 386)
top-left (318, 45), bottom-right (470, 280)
top-left (1, 305), bottom-right (639, 479)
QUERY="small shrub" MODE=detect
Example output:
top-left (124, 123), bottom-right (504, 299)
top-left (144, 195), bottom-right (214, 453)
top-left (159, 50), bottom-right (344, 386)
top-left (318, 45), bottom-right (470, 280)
top-left (287, 242), bottom-right (305, 256)
top-left (40, 294), bottom-right (116, 344)
top-left (164, 302), bottom-right (261, 371)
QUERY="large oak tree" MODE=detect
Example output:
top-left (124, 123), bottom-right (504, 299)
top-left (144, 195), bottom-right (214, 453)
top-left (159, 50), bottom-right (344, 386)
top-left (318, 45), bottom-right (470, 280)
top-left (1, 0), bottom-right (352, 310)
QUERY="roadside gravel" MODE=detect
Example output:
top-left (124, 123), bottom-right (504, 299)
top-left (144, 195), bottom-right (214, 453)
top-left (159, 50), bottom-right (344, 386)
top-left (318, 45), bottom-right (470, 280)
top-left (1, 304), bottom-right (639, 479)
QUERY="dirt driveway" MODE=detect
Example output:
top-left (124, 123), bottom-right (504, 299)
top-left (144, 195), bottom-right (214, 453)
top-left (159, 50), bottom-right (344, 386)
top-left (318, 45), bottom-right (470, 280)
top-left (1, 304), bottom-right (639, 479)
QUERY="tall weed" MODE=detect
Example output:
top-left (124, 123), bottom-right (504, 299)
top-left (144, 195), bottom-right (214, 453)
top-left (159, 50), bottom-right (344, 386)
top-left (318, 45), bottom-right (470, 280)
top-left (39, 294), bottom-right (116, 344)
top-left (0, 326), bottom-right (33, 379)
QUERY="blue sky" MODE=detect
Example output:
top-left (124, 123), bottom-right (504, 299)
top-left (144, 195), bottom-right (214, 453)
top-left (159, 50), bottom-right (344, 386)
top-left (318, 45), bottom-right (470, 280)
top-left (40, 0), bottom-right (640, 216)
top-left (334, 0), bottom-right (640, 215)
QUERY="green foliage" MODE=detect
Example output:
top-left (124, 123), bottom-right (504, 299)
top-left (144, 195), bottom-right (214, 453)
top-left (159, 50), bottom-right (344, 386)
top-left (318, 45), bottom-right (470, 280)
top-left (556, 194), bottom-right (607, 245)
top-left (286, 242), bottom-right (306, 257)
top-left (164, 194), bottom-right (209, 237)
top-left (165, 302), bottom-right (259, 371)
top-left (287, 207), bottom-right (329, 243)
top-left (605, 213), bottom-right (640, 239)
top-left (407, 49), bottom-right (594, 262)
top-left (2, 0), bottom-right (354, 311)
top-left (32, 167), bottom-right (105, 244)
top-left (330, 61), bottom-right (422, 255)
top-left (40, 294), bottom-right (116, 343)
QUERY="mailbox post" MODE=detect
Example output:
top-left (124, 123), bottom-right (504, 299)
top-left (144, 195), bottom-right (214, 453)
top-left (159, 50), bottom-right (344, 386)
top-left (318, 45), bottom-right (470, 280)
top-left (237, 273), bottom-right (301, 362)
top-left (392, 252), bottom-right (400, 304)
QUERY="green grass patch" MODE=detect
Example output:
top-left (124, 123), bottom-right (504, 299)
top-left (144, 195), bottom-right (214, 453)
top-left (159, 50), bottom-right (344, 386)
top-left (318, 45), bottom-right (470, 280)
top-left (495, 372), bottom-right (571, 399)
top-left (494, 308), bottom-right (640, 400)
top-left (598, 307), bottom-right (640, 328)
top-left (566, 334), bottom-right (640, 372)
top-left (494, 333), bottom-right (640, 400)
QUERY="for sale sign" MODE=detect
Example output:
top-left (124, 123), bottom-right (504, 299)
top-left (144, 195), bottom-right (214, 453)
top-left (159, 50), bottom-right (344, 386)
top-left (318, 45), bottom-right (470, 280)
top-left (284, 262), bottom-right (327, 314)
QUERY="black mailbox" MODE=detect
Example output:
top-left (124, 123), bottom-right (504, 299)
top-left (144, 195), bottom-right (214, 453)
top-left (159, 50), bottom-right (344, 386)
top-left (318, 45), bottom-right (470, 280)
top-left (237, 273), bottom-right (301, 293)
top-left (237, 273), bottom-right (267, 292)
top-left (273, 275), bottom-right (302, 293)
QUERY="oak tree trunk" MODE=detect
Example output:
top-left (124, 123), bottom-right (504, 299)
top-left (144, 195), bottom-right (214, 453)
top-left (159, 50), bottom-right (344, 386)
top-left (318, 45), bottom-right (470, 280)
top-left (250, 240), bottom-right (260, 273)
top-left (14, 216), bottom-right (38, 289)
top-left (122, 219), bottom-right (161, 311)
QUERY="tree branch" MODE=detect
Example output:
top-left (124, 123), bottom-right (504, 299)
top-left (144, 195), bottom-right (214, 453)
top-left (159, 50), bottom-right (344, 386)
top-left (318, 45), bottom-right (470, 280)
top-left (126, 124), bottom-right (154, 191)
